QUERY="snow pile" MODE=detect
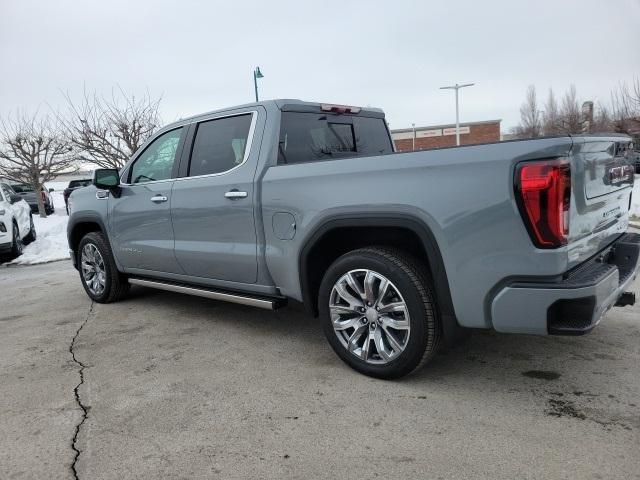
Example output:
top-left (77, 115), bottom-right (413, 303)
top-left (8, 188), bottom-right (70, 265)
top-left (631, 181), bottom-right (640, 222)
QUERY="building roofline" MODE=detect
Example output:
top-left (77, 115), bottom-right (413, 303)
top-left (391, 119), bottom-right (502, 134)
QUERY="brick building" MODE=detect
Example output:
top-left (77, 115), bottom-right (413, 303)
top-left (391, 119), bottom-right (501, 151)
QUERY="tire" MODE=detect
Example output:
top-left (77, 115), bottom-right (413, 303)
top-left (77, 231), bottom-right (129, 303)
top-left (318, 247), bottom-right (440, 379)
top-left (10, 221), bottom-right (24, 259)
top-left (23, 215), bottom-right (36, 245)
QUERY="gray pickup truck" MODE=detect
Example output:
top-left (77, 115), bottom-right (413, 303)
top-left (67, 99), bottom-right (639, 378)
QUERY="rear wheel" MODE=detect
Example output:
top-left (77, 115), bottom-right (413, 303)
top-left (318, 247), bottom-right (440, 379)
top-left (23, 215), bottom-right (36, 245)
top-left (78, 232), bottom-right (129, 303)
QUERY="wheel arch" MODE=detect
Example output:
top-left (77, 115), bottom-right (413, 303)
top-left (68, 215), bottom-right (110, 269)
top-left (298, 214), bottom-right (459, 343)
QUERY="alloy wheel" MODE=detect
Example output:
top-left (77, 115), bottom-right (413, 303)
top-left (81, 243), bottom-right (106, 296)
top-left (329, 269), bottom-right (410, 365)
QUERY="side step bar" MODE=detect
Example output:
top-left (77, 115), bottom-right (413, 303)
top-left (128, 278), bottom-right (286, 310)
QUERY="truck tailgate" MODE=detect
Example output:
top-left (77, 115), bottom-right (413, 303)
top-left (568, 136), bottom-right (635, 267)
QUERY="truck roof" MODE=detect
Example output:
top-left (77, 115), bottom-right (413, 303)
top-left (165, 99), bottom-right (385, 131)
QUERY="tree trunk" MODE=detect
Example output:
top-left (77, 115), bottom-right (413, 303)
top-left (34, 178), bottom-right (47, 218)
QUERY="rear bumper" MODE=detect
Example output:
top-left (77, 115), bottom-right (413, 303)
top-left (491, 233), bottom-right (640, 335)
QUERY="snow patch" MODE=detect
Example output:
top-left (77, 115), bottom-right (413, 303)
top-left (631, 180), bottom-right (640, 221)
top-left (8, 189), bottom-right (70, 265)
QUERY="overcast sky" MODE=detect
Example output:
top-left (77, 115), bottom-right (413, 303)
top-left (1, 0), bottom-right (639, 131)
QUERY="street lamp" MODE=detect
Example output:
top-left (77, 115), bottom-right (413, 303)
top-left (412, 123), bottom-right (416, 150)
top-left (439, 82), bottom-right (474, 146)
top-left (253, 66), bottom-right (264, 102)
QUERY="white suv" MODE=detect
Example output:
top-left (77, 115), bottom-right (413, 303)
top-left (0, 182), bottom-right (36, 259)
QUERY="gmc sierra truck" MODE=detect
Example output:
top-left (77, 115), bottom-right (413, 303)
top-left (67, 99), bottom-right (639, 378)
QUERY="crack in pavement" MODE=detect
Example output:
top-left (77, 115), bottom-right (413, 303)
top-left (69, 301), bottom-right (94, 480)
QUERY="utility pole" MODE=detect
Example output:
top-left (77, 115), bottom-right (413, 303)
top-left (440, 83), bottom-right (474, 146)
top-left (412, 123), bottom-right (416, 150)
top-left (253, 66), bottom-right (264, 102)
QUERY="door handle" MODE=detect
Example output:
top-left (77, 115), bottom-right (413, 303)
top-left (150, 195), bottom-right (168, 203)
top-left (225, 190), bottom-right (248, 199)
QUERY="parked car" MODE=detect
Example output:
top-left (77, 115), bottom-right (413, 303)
top-left (63, 179), bottom-right (92, 214)
top-left (0, 182), bottom-right (36, 259)
top-left (67, 100), bottom-right (639, 379)
top-left (10, 183), bottom-right (55, 214)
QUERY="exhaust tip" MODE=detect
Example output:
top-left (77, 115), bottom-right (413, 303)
top-left (614, 291), bottom-right (636, 307)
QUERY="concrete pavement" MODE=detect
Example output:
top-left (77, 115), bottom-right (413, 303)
top-left (1, 260), bottom-right (639, 479)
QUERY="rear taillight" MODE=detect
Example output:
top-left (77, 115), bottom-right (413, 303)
top-left (41, 191), bottom-right (46, 202)
top-left (515, 158), bottom-right (571, 248)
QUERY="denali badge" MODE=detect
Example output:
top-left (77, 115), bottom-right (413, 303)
top-left (602, 206), bottom-right (621, 219)
top-left (607, 165), bottom-right (634, 185)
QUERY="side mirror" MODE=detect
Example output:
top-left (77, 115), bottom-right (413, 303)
top-left (9, 194), bottom-right (22, 204)
top-left (93, 168), bottom-right (121, 198)
top-left (49, 188), bottom-right (54, 192)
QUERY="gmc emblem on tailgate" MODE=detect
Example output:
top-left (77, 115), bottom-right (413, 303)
top-left (607, 165), bottom-right (634, 185)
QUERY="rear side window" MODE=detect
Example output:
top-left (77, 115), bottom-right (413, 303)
top-left (278, 113), bottom-right (393, 164)
top-left (11, 184), bottom-right (33, 193)
top-left (189, 114), bottom-right (253, 177)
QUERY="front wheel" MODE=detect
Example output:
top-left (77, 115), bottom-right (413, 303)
top-left (23, 215), bottom-right (36, 245)
top-left (77, 232), bottom-right (129, 303)
top-left (318, 247), bottom-right (440, 379)
top-left (9, 222), bottom-right (24, 259)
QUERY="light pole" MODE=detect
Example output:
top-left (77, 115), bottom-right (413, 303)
top-left (439, 82), bottom-right (474, 146)
top-left (412, 123), bottom-right (416, 150)
top-left (253, 66), bottom-right (264, 102)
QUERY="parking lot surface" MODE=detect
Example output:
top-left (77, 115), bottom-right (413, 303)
top-left (1, 260), bottom-right (639, 479)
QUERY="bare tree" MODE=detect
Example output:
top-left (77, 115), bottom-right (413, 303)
top-left (516, 85), bottom-right (542, 138)
top-left (61, 87), bottom-right (161, 169)
top-left (592, 104), bottom-right (613, 133)
top-left (543, 88), bottom-right (560, 135)
top-left (0, 111), bottom-right (75, 217)
top-left (611, 78), bottom-right (640, 135)
top-left (558, 85), bottom-right (582, 134)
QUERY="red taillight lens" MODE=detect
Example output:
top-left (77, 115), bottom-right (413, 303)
top-left (516, 158), bottom-right (571, 248)
top-left (41, 191), bottom-right (46, 202)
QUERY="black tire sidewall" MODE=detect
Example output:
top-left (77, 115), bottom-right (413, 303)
top-left (77, 233), bottom-right (115, 303)
top-left (319, 250), bottom-right (435, 379)
top-left (11, 222), bottom-right (22, 256)
top-left (24, 215), bottom-right (36, 244)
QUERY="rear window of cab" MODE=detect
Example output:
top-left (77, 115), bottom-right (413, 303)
top-left (278, 113), bottom-right (393, 165)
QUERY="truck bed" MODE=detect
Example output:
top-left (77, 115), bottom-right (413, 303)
top-left (261, 134), bottom-right (635, 331)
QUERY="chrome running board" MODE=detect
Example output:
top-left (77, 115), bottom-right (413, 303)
top-left (128, 278), bottom-right (285, 310)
